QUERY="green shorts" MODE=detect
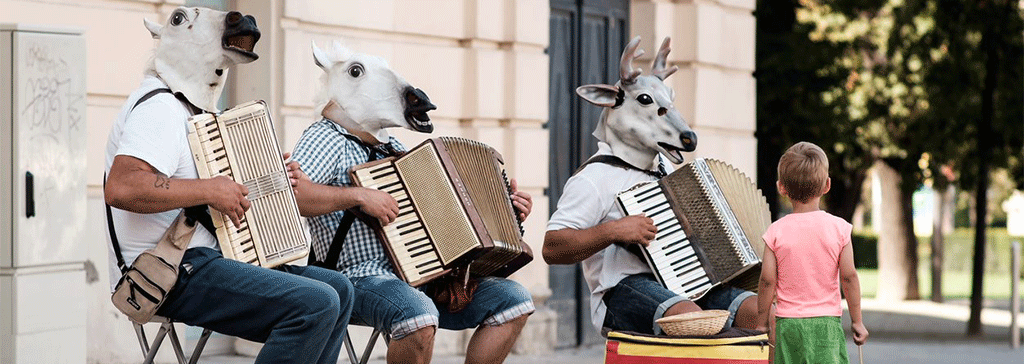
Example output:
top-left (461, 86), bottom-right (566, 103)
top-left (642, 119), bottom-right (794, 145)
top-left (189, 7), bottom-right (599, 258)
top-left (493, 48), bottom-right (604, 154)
top-left (774, 316), bottom-right (849, 364)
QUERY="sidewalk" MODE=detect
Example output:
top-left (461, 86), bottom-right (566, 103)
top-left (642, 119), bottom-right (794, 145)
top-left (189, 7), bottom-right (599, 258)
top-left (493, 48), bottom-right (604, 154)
top-left (204, 298), bottom-right (1024, 363)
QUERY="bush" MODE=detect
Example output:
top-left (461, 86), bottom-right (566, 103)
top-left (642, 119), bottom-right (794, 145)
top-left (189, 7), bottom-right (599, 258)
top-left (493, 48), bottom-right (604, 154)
top-left (852, 232), bottom-right (878, 269)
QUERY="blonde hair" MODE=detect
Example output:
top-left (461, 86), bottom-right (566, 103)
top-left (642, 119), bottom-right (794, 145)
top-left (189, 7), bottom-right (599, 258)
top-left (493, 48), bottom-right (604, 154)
top-left (777, 142), bottom-right (829, 203)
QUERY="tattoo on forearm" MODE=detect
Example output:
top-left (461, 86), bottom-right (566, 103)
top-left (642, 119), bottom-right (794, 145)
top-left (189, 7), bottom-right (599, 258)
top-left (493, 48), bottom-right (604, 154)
top-left (154, 174), bottom-right (171, 190)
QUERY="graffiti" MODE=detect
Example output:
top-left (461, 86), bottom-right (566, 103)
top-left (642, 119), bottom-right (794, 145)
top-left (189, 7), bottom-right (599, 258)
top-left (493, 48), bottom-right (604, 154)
top-left (19, 42), bottom-right (83, 136)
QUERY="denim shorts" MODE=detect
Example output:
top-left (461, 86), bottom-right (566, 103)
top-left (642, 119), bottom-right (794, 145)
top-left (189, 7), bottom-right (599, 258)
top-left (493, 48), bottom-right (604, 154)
top-left (602, 273), bottom-right (756, 335)
top-left (349, 274), bottom-right (535, 340)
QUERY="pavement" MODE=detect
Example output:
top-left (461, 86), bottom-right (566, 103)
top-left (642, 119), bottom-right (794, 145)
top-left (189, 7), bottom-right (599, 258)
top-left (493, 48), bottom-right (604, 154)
top-left (204, 298), bottom-right (1024, 363)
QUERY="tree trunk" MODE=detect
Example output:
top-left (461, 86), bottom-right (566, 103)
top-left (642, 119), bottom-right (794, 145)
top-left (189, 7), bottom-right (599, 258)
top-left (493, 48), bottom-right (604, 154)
top-left (930, 184), bottom-right (953, 303)
top-left (875, 160), bottom-right (918, 301)
top-left (827, 171), bottom-right (867, 223)
top-left (968, 13), bottom-right (1001, 335)
top-left (899, 180), bottom-right (920, 300)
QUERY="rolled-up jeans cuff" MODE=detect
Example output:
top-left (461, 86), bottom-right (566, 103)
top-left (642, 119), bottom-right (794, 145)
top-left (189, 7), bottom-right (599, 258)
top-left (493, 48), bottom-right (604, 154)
top-left (725, 291), bottom-right (756, 328)
top-left (390, 314), bottom-right (439, 340)
top-left (653, 295), bottom-right (688, 335)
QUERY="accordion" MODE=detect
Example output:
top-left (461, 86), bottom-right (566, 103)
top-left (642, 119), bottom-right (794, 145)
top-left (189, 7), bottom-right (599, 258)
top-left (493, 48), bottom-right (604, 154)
top-left (187, 100), bottom-right (309, 268)
top-left (616, 158), bottom-right (770, 300)
top-left (350, 136), bottom-right (532, 287)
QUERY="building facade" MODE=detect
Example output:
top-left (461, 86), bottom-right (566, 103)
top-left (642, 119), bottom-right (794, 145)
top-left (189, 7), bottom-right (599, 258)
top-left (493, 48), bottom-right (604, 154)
top-left (0, 0), bottom-right (754, 362)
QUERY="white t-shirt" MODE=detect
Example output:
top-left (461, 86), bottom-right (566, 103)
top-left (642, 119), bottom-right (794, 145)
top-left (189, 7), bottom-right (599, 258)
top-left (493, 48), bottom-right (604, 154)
top-left (104, 76), bottom-right (219, 291)
top-left (546, 142), bottom-right (674, 332)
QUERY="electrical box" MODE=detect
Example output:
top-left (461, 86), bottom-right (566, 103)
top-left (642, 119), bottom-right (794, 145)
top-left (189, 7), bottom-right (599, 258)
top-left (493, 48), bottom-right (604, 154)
top-left (1, 23), bottom-right (87, 364)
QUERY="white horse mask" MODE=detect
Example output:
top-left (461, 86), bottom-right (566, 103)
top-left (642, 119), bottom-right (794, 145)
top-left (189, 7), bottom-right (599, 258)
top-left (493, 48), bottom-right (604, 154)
top-left (577, 37), bottom-right (697, 168)
top-left (312, 41), bottom-right (436, 144)
top-left (144, 7), bottom-right (260, 112)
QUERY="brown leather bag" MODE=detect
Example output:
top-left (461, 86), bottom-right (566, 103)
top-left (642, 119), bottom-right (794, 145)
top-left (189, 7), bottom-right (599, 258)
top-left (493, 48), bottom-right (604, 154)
top-left (110, 212), bottom-right (197, 324)
top-left (426, 266), bottom-right (480, 313)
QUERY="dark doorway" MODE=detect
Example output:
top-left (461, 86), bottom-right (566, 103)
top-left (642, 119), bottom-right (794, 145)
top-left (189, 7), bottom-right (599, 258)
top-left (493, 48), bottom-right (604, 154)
top-left (548, 0), bottom-right (629, 348)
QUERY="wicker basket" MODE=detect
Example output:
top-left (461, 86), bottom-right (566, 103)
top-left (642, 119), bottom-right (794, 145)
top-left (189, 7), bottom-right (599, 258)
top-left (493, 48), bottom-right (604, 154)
top-left (656, 310), bottom-right (729, 336)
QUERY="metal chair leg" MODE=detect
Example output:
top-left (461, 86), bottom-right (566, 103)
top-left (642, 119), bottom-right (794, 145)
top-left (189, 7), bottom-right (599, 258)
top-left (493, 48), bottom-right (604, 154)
top-left (133, 323), bottom-right (151, 356)
top-left (358, 329), bottom-right (381, 364)
top-left (188, 329), bottom-right (213, 364)
top-left (344, 332), bottom-right (360, 364)
top-left (142, 324), bottom-right (170, 364)
top-left (167, 323), bottom-right (188, 364)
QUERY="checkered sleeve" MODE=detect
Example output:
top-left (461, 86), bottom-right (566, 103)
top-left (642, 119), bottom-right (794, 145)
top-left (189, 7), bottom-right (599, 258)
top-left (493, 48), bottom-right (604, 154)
top-left (292, 120), bottom-right (346, 186)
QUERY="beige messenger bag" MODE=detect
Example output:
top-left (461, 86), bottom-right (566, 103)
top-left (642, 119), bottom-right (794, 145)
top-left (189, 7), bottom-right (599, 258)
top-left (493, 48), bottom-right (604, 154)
top-left (111, 212), bottom-right (197, 324)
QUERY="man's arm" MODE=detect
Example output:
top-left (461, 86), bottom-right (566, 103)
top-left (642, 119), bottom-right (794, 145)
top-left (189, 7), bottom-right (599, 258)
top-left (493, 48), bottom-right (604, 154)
top-left (542, 215), bottom-right (655, 265)
top-left (104, 154), bottom-right (250, 227)
top-left (288, 162), bottom-right (401, 225)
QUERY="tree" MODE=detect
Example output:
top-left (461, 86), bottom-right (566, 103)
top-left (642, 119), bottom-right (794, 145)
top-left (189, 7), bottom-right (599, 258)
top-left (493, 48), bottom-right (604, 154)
top-left (889, 0), bottom-right (1023, 334)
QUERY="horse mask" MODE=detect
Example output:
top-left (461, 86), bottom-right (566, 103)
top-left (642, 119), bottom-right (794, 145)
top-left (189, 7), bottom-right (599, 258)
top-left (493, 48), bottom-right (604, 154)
top-left (312, 41), bottom-right (436, 144)
top-left (144, 7), bottom-right (260, 112)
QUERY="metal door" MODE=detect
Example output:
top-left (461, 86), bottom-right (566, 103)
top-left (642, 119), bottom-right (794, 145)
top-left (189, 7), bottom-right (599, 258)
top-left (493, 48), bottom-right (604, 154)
top-left (548, 0), bottom-right (628, 348)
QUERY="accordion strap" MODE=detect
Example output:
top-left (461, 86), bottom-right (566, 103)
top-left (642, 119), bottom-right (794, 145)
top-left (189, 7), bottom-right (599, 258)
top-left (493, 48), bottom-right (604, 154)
top-left (575, 154), bottom-right (667, 179)
top-left (106, 87), bottom-right (214, 274)
top-left (310, 132), bottom-right (399, 269)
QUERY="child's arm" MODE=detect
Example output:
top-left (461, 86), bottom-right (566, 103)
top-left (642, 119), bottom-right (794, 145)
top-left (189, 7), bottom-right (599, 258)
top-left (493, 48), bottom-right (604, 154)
top-left (543, 215), bottom-right (656, 265)
top-left (839, 242), bottom-right (869, 345)
top-left (755, 244), bottom-right (777, 333)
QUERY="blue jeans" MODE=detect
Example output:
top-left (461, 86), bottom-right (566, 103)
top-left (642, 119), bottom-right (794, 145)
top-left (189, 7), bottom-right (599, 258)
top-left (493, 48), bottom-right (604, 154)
top-left (602, 273), bottom-right (755, 335)
top-left (349, 275), bottom-right (535, 339)
top-left (156, 248), bottom-right (354, 364)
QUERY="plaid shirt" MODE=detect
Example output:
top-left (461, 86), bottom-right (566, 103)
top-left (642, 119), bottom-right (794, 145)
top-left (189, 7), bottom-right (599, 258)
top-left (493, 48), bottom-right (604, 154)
top-left (291, 118), bottom-right (406, 278)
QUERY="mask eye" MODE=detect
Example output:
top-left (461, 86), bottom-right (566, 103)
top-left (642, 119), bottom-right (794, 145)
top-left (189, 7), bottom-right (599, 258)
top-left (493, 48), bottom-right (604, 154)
top-left (636, 94), bottom-right (654, 105)
top-left (170, 11), bottom-right (186, 26)
top-left (348, 64), bottom-right (364, 78)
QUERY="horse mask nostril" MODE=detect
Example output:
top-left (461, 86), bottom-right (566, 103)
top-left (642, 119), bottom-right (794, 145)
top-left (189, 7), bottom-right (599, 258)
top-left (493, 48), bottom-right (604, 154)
top-left (226, 11), bottom-right (242, 26)
top-left (658, 107), bottom-right (667, 117)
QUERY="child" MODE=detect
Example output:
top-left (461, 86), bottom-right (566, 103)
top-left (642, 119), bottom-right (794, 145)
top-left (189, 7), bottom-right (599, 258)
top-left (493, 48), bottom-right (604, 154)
top-left (756, 142), bottom-right (869, 363)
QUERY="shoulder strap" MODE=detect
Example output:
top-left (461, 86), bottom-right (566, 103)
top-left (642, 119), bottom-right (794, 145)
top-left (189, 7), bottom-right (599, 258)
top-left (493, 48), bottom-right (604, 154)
top-left (310, 212), bottom-right (358, 269)
top-left (573, 154), bottom-right (667, 179)
top-left (105, 88), bottom-right (213, 273)
top-left (106, 88), bottom-right (174, 274)
top-left (310, 136), bottom-right (398, 269)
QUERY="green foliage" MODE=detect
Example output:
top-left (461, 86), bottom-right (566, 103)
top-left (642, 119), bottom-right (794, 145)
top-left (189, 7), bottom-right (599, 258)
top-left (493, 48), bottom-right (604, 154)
top-left (853, 232), bottom-right (879, 269)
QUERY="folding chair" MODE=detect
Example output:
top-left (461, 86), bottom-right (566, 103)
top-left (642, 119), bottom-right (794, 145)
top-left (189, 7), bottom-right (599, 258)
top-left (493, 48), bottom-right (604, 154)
top-left (133, 316), bottom-right (213, 364)
top-left (344, 327), bottom-right (391, 364)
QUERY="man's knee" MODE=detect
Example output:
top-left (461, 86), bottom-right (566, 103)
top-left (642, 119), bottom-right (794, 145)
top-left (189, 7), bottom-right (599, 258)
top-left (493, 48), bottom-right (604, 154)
top-left (665, 300), bottom-right (701, 317)
top-left (293, 280), bottom-right (342, 322)
top-left (396, 325), bottom-right (435, 350)
top-left (327, 274), bottom-right (354, 306)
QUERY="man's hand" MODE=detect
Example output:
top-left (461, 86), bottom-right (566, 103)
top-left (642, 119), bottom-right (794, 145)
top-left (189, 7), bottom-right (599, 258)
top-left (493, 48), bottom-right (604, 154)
top-left (607, 215), bottom-right (657, 247)
top-left (358, 188), bottom-right (400, 226)
top-left (283, 152), bottom-right (310, 192)
top-left (852, 322), bottom-right (869, 346)
top-left (206, 176), bottom-right (250, 228)
top-left (509, 178), bottom-right (533, 221)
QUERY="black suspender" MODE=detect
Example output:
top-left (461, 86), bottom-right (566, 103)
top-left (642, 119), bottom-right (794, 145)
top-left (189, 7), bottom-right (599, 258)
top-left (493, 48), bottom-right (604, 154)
top-left (105, 88), bottom-right (213, 274)
top-left (309, 129), bottom-right (399, 269)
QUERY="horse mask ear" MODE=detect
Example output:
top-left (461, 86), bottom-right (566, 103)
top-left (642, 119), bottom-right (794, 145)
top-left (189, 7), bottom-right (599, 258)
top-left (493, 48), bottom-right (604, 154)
top-left (576, 84), bottom-right (622, 108)
top-left (144, 18), bottom-right (162, 39)
top-left (311, 41), bottom-right (332, 71)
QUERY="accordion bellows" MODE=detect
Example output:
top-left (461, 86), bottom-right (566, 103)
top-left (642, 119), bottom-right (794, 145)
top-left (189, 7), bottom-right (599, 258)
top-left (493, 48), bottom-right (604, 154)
top-left (187, 101), bottom-right (310, 268)
top-left (616, 158), bottom-right (770, 299)
top-left (351, 137), bottom-right (532, 287)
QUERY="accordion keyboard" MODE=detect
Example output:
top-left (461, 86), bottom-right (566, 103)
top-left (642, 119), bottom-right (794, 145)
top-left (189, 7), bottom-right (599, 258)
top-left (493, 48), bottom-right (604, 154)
top-left (618, 182), bottom-right (714, 299)
top-left (352, 163), bottom-right (445, 283)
